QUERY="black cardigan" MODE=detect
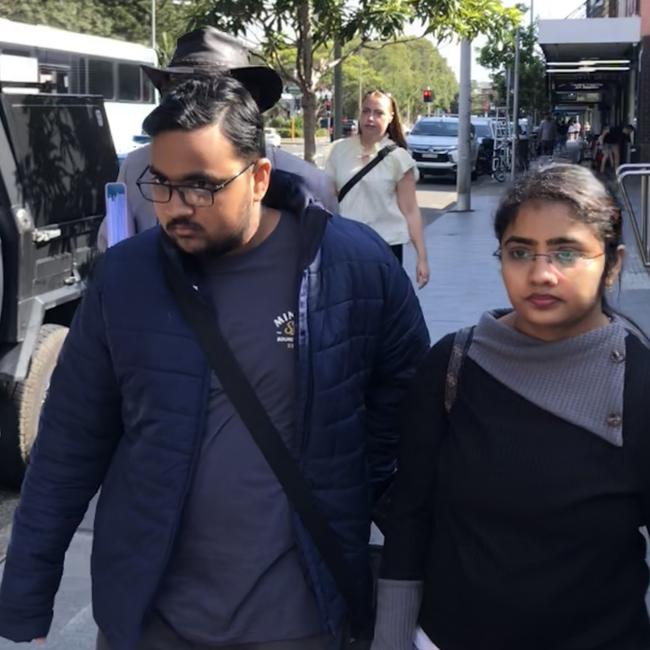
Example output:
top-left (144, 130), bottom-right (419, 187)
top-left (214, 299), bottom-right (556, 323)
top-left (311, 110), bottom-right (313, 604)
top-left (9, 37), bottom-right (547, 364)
top-left (380, 332), bottom-right (650, 650)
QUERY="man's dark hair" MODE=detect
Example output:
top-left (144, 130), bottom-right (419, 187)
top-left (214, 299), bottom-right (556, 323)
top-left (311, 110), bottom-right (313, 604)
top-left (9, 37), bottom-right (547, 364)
top-left (143, 75), bottom-right (265, 160)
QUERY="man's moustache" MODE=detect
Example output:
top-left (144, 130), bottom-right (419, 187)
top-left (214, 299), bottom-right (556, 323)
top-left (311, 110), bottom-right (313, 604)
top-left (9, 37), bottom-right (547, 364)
top-left (166, 217), bottom-right (202, 231)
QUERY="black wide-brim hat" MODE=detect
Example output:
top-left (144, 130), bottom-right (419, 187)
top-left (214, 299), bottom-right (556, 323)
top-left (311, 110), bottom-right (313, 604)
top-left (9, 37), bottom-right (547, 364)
top-left (142, 27), bottom-right (283, 113)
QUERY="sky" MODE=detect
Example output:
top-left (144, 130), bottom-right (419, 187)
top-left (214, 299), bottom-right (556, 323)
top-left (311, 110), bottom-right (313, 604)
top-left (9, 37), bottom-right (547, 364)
top-left (426, 0), bottom-right (588, 83)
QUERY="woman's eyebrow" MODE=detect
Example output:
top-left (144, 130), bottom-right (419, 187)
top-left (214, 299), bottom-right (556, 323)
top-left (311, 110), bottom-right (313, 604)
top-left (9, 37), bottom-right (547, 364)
top-left (546, 237), bottom-right (583, 246)
top-left (503, 236), bottom-right (535, 246)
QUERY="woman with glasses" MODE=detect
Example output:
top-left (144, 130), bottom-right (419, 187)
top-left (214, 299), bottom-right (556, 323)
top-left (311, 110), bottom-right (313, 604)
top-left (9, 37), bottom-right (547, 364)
top-left (372, 164), bottom-right (650, 650)
top-left (325, 90), bottom-right (429, 288)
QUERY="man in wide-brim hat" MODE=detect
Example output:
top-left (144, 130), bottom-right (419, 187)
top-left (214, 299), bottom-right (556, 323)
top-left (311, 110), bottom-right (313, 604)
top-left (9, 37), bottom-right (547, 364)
top-left (98, 26), bottom-right (338, 249)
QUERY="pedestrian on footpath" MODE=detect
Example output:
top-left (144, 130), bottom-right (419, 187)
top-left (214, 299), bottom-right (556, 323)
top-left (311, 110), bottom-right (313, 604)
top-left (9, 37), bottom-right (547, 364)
top-left (0, 75), bottom-right (429, 650)
top-left (324, 90), bottom-right (429, 288)
top-left (371, 164), bottom-right (650, 650)
top-left (98, 26), bottom-right (338, 250)
top-left (538, 113), bottom-right (556, 157)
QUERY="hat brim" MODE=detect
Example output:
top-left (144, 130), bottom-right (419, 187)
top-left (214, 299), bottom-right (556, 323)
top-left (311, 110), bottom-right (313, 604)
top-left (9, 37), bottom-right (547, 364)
top-left (141, 63), bottom-right (282, 112)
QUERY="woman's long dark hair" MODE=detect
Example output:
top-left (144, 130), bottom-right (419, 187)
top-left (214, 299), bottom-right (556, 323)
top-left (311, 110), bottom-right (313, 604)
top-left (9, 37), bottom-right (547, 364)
top-left (359, 90), bottom-right (408, 149)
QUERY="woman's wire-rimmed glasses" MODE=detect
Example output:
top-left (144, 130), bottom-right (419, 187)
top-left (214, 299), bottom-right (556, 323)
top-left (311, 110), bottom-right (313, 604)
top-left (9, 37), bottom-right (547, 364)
top-left (494, 248), bottom-right (606, 269)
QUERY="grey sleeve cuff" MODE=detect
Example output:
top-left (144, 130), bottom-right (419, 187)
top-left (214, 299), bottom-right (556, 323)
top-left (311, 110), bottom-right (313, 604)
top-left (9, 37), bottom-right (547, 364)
top-left (371, 579), bottom-right (423, 650)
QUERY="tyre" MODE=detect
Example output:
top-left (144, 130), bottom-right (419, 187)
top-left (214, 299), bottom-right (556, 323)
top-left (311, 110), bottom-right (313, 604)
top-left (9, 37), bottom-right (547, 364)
top-left (0, 324), bottom-right (68, 488)
top-left (493, 169), bottom-right (506, 183)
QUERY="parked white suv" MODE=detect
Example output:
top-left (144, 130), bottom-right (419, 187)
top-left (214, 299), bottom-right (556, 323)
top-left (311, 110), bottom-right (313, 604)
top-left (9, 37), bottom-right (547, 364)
top-left (406, 117), bottom-right (479, 180)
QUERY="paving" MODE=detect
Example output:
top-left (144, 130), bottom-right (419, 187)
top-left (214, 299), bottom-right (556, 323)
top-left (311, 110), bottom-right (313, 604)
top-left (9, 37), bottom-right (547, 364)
top-left (1, 172), bottom-right (650, 648)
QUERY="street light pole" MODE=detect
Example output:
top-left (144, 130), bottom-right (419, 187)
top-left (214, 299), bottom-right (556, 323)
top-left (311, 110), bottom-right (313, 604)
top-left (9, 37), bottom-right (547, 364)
top-left (511, 28), bottom-right (521, 181)
top-left (530, 0), bottom-right (534, 27)
top-left (151, 0), bottom-right (156, 51)
top-left (456, 39), bottom-right (472, 212)
top-left (333, 40), bottom-right (343, 139)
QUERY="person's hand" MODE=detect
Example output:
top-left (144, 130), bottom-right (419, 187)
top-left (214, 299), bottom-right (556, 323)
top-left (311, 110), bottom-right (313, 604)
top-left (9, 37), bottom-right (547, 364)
top-left (416, 257), bottom-right (429, 289)
top-left (33, 638), bottom-right (46, 645)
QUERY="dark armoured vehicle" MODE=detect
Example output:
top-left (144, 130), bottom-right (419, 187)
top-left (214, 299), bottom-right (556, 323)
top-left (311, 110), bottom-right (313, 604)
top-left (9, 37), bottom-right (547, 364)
top-left (0, 89), bottom-right (117, 487)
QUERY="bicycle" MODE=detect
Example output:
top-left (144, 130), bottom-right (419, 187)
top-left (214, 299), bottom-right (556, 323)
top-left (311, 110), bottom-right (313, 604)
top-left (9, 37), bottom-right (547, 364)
top-left (492, 142), bottom-right (511, 182)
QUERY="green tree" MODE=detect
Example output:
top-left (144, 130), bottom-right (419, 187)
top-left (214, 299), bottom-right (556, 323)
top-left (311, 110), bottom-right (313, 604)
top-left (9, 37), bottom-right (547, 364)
top-left (477, 22), bottom-right (548, 118)
top-left (0, 0), bottom-right (195, 58)
top-left (317, 38), bottom-right (456, 124)
top-left (182, 0), bottom-right (521, 162)
top-left (0, 0), bottom-right (115, 37)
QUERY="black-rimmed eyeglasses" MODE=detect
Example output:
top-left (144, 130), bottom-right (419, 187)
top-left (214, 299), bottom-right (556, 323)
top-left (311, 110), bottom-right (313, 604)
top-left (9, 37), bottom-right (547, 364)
top-left (136, 162), bottom-right (255, 208)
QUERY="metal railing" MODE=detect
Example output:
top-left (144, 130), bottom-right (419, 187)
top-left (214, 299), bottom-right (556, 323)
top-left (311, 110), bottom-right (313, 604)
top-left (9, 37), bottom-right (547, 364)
top-left (616, 163), bottom-right (650, 266)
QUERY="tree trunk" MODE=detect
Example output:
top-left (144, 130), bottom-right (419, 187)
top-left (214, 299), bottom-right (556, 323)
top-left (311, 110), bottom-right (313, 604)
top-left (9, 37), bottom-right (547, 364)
top-left (302, 89), bottom-right (317, 163)
top-left (297, 0), bottom-right (316, 163)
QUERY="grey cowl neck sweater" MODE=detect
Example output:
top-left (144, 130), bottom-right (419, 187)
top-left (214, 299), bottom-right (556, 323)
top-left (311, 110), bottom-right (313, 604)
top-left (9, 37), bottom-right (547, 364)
top-left (468, 310), bottom-right (627, 447)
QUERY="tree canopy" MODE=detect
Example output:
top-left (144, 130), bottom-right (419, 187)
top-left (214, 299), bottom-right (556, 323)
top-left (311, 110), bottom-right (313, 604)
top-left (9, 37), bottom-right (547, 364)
top-left (477, 22), bottom-right (548, 118)
top-left (1, 0), bottom-right (522, 159)
top-left (0, 0), bottom-right (194, 62)
top-left (185, 0), bottom-right (520, 159)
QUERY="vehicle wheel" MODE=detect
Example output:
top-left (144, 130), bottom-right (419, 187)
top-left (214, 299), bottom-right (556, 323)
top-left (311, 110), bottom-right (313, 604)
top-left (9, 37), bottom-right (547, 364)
top-left (0, 325), bottom-right (68, 488)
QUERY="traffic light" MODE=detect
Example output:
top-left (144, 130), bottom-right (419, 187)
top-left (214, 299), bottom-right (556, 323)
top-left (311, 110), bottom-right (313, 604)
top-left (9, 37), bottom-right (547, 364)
top-left (423, 88), bottom-right (433, 103)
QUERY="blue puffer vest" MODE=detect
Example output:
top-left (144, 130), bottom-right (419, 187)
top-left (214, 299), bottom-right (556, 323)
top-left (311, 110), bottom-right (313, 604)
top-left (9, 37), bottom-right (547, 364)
top-left (0, 172), bottom-right (429, 650)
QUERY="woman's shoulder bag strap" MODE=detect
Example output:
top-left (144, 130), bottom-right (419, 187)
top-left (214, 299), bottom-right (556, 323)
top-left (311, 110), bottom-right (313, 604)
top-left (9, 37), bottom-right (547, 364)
top-left (444, 326), bottom-right (474, 414)
top-left (337, 144), bottom-right (397, 203)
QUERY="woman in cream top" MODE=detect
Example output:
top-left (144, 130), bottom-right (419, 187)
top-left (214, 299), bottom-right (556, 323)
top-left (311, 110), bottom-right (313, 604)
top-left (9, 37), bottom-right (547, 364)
top-left (325, 90), bottom-right (429, 288)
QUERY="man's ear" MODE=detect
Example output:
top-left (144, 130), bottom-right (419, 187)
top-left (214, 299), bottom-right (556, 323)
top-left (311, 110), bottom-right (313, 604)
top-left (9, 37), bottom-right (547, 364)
top-left (252, 158), bottom-right (272, 202)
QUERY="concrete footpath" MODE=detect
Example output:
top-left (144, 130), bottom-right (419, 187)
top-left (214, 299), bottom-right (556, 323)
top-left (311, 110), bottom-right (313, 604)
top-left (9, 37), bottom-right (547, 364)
top-left (1, 176), bottom-right (650, 647)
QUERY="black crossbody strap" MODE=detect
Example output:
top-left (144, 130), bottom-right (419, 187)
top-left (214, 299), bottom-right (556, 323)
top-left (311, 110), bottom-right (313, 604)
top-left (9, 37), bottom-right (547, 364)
top-left (160, 248), bottom-right (367, 634)
top-left (444, 326), bottom-right (474, 414)
top-left (337, 144), bottom-right (397, 203)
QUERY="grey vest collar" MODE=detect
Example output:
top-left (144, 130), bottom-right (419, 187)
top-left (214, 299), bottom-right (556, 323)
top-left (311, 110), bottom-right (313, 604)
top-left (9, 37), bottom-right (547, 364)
top-left (467, 311), bottom-right (627, 446)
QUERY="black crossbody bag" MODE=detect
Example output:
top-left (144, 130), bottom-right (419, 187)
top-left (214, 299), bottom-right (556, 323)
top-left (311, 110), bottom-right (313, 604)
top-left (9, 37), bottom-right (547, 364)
top-left (337, 145), bottom-right (396, 203)
top-left (160, 246), bottom-right (371, 645)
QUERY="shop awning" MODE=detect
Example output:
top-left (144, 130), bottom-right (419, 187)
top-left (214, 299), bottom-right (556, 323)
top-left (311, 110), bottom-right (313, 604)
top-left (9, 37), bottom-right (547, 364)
top-left (538, 16), bottom-right (641, 63)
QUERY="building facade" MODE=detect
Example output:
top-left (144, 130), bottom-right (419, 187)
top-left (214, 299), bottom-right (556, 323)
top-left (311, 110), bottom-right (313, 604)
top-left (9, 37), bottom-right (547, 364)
top-left (539, 0), bottom-right (648, 159)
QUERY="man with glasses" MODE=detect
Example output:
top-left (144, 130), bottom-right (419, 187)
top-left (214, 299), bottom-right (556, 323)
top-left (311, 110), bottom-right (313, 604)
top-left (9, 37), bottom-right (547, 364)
top-left (0, 75), bottom-right (429, 650)
top-left (97, 26), bottom-right (338, 250)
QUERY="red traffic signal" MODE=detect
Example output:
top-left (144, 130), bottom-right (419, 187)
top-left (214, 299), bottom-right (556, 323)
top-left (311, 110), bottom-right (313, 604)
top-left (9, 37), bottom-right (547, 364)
top-left (422, 88), bottom-right (433, 103)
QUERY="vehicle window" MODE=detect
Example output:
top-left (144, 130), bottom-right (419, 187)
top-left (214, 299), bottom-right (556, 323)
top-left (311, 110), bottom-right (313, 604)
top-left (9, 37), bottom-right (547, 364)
top-left (411, 121), bottom-right (458, 137)
top-left (142, 71), bottom-right (154, 103)
top-left (474, 124), bottom-right (492, 138)
top-left (118, 63), bottom-right (141, 101)
top-left (88, 58), bottom-right (115, 99)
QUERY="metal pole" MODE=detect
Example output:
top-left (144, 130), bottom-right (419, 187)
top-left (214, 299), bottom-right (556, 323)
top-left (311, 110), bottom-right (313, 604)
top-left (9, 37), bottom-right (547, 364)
top-left (642, 175), bottom-right (650, 259)
top-left (151, 0), bottom-right (156, 51)
top-left (511, 29), bottom-right (521, 181)
top-left (505, 66), bottom-right (511, 123)
top-left (358, 56), bottom-right (363, 112)
top-left (530, 0), bottom-right (534, 27)
top-left (333, 40), bottom-right (343, 139)
top-left (456, 39), bottom-right (472, 211)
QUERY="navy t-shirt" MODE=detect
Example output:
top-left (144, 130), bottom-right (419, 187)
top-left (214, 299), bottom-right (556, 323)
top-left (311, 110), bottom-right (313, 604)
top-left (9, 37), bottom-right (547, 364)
top-left (155, 212), bottom-right (323, 645)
